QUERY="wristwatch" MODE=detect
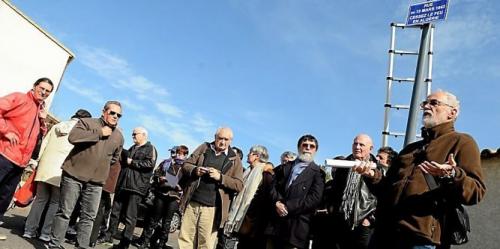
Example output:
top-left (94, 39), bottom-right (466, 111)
top-left (440, 168), bottom-right (456, 180)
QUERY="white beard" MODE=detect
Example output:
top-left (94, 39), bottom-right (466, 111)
top-left (298, 152), bottom-right (314, 163)
top-left (422, 116), bottom-right (436, 128)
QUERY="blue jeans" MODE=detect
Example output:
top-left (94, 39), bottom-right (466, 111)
top-left (48, 173), bottom-right (102, 249)
top-left (410, 246), bottom-right (436, 249)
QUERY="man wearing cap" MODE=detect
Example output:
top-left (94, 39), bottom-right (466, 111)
top-left (23, 109), bottom-right (92, 242)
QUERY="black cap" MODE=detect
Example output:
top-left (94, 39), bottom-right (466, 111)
top-left (71, 109), bottom-right (92, 119)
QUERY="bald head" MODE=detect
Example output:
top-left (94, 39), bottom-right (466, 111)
top-left (132, 127), bottom-right (148, 146)
top-left (352, 134), bottom-right (373, 160)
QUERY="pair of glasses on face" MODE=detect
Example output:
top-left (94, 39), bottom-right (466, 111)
top-left (132, 133), bottom-right (140, 136)
top-left (108, 111), bottom-right (122, 118)
top-left (301, 143), bottom-right (316, 149)
top-left (420, 99), bottom-right (454, 109)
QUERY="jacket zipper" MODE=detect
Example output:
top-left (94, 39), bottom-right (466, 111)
top-left (22, 107), bottom-right (40, 163)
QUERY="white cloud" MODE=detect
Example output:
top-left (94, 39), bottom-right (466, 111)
top-left (435, 16), bottom-right (495, 54)
top-left (71, 44), bottom-right (218, 155)
top-left (119, 98), bottom-right (144, 112)
top-left (155, 102), bottom-right (183, 118)
top-left (138, 114), bottom-right (202, 151)
top-left (77, 46), bottom-right (168, 96)
top-left (190, 113), bottom-right (215, 136)
top-left (63, 78), bottom-right (104, 104)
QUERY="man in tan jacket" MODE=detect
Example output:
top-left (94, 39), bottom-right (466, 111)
top-left (178, 127), bottom-right (244, 249)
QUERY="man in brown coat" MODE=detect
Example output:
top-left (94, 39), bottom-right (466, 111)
top-left (355, 90), bottom-right (486, 249)
top-left (178, 127), bottom-right (244, 249)
top-left (46, 101), bottom-right (124, 249)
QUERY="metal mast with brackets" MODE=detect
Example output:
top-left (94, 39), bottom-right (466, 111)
top-left (382, 0), bottom-right (450, 148)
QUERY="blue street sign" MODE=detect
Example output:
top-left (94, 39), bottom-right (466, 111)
top-left (406, 0), bottom-right (449, 26)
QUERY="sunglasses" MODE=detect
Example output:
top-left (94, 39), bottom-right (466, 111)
top-left (420, 99), bottom-right (453, 109)
top-left (301, 143), bottom-right (316, 149)
top-left (108, 111), bottom-right (122, 118)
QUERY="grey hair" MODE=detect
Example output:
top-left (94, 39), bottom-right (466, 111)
top-left (434, 89), bottom-right (460, 117)
top-left (134, 126), bottom-right (148, 137)
top-left (280, 151), bottom-right (297, 161)
top-left (215, 127), bottom-right (233, 139)
top-left (103, 100), bottom-right (122, 111)
top-left (249, 145), bottom-right (269, 163)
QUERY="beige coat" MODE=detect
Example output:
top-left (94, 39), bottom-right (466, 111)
top-left (34, 118), bottom-right (78, 187)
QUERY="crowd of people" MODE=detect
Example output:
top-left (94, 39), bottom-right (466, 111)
top-left (0, 78), bottom-right (486, 249)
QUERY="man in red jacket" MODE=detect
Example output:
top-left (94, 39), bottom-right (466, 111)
top-left (0, 77), bottom-right (53, 239)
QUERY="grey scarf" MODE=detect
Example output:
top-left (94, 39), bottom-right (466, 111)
top-left (340, 168), bottom-right (362, 229)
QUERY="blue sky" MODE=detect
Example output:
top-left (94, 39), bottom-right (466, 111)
top-left (10, 0), bottom-right (500, 164)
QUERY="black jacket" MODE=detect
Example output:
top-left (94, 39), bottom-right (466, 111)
top-left (116, 141), bottom-right (157, 196)
top-left (151, 158), bottom-right (182, 199)
top-left (266, 160), bottom-right (325, 249)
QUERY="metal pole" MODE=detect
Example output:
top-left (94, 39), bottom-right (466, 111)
top-left (426, 24), bottom-right (435, 96)
top-left (404, 23), bottom-right (431, 146)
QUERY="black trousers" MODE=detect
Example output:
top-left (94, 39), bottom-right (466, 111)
top-left (106, 191), bottom-right (143, 245)
top-left (142, 195), bottom-right (179, 245)
top-left (336, 224), bottom-right (373, 249)
top-left (0, 155), bottom-right (24, 217)
top-left (89, 191), bottom-right (112, 244)
top-left (238, 234), bottom-right (267, 249)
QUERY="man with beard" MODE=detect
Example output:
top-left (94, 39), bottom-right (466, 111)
top-left (328, 134), bottom-right (382, 249)
top-left (265, 134), bottom-right (324, 249)
top-left (355, 90), bottom-right (485, 249)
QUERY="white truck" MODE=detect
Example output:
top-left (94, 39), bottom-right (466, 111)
top-left (0, 0), bottom-right (74, 111)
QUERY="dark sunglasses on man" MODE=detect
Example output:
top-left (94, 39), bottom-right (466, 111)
top-left (108, 110), bottom-right (122, 118)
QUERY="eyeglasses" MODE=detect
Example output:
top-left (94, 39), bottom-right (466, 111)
top-left (301, 143), bottom-right (316, 149)
top-left (108, 111), bottom-right (122, 118)
top-left (420, 99), bottom-right (454, 109)
top-left (132, 133), bottom-right (140, 136)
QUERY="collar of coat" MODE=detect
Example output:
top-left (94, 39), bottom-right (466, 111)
top-left (421, 121), bottom-right (455, 143)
